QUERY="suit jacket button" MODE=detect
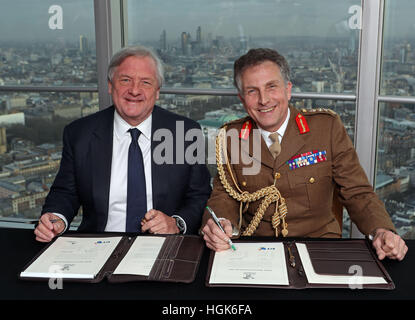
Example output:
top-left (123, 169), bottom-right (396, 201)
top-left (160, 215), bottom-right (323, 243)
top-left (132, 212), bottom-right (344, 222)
top-left (309, 177), bottom-right (315, 183)
top-left (275, 172), bottom-right (281, 180)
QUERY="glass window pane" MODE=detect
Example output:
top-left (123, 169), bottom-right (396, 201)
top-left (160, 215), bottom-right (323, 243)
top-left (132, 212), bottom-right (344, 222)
top-left (127, 0), bottom-right (361, 94)
top-left (376, 102), bottom-right (415, 238)
top-left (381, 0), bottom-right (415, 96)
top-left (291, 98), bottom-right (356, 142)
top-left (0, 91), bottom-right (97, 225)
top-left (0, 0), bottom-right (97, 87)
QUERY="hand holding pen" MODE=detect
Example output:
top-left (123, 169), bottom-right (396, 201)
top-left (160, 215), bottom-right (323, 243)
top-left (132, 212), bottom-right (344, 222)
top-left (34, 213), bottom-right (65, 243)
top-left (202, 206), bottom-right (236, 252)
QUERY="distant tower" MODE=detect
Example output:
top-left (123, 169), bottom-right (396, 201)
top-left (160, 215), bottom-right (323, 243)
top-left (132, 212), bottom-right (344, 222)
top-left (181, 32), bottom-right (191, 55)
top-left (79, 35), bottom-right (88, 54)
top-left (348, 31), bottom-right (358, 55)
top-left (0, 127), bottom-right (7, 154)
top-left (181, 32), bottom-right (187, 55)
top-left (196, 26), bottom-right (202, 43)
top-left (239, 36), bottom-right (248, 53)
top-left (328, 51), bottom-right (345, 93)
top-left (160, 30), bottom-right (167, 52)
top-left (400, 43), bottom-right (411, 64)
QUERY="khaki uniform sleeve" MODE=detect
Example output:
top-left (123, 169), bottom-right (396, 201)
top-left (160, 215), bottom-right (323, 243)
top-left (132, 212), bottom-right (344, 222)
top-left (330, 114), bottom-right (396, 235)
top-left (201, 124), bottom-right (243, 232)
top-left (201, 173), bottom-right (241, 230)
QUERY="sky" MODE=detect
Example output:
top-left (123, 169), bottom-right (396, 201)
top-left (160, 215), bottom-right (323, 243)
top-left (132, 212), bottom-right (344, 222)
top-left (0, 0), bottom-right (414, 43)
top-left (0, 0), bottom-right (95, 42)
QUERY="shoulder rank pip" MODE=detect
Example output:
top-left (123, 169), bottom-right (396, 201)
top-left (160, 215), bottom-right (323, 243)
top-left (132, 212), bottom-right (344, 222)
top-left (295, 113), bottom-right (309, 134)
top-left (239, 120), bottom-right (252, 140)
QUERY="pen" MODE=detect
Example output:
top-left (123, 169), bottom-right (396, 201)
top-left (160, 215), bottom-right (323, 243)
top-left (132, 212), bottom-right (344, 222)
top-left (206, 206), bottom-right (236, 251)
top-left (287, 246), bottom-right (296, 268)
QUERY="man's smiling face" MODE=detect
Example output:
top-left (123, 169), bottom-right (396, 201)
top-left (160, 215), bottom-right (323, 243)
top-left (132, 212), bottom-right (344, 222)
top-left (108, 55), bottom-right (160, 126)
top-left (238, 60), bottom-right (292, 132)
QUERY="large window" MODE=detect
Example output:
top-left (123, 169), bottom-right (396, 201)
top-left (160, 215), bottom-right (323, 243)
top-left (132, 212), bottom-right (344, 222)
top-left (376, 102), bottom-right (415, 237)
top-left (1, 0), bottom-right (413, 240)
top-left (0, 0), bottom-right (97, 226)
top-left (375, 0), bottom-right (415, 237)
top-left (380, 0), bottom-right (415, 96)
top-left (0, 0), bottom-right (96, 87)
top-left (127, 0), bottom-right (361, 94)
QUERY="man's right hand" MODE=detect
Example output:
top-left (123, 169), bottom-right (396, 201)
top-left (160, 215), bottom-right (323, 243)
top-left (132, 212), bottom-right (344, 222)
top-left (202, 218), bottom-right (233, 252)
top-left (34, 213), bottom-right (65, 242)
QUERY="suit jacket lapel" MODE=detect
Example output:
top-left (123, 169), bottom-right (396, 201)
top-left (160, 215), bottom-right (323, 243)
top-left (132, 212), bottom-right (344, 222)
top-left (150, 106), bottom-right (167, 210)
top-left (91, 107), bottom-right (114, 230)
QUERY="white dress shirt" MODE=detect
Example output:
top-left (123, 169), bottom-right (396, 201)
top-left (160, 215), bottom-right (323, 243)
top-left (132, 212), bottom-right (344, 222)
top-left (259, 108), bottom-right (291, 148)
top-left (105, 110), bottom-right (154, 232)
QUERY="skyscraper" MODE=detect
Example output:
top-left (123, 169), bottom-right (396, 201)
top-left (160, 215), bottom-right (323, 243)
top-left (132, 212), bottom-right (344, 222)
top-left (181, 32), bottom-right (191, 55)
top-left (79, 35), bottom-right (88, 54)
top-left (196, 26), bottom-right (202, 43)
top-left (160, 30), bottom-right (167, 52)
top-left (0, 127), bottom-right (7, 154)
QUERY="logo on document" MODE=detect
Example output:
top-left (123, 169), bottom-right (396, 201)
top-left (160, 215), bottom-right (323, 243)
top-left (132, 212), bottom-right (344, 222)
top-left (243, 272), bottom-right (256, 280)
top-left (258, 247), bottom-right (275, 251)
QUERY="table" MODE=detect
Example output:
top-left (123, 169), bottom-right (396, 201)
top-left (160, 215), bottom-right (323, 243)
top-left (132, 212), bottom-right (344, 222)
top-left (0, 228), bottom-right (413, 315)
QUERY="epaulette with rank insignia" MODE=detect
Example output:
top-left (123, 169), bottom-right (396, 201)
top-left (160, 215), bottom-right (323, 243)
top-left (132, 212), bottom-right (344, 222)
top-left (219, 116), bottom-right (250, 129)
top-left (295, 108), bottom-right (337, 134)
top-left (300, 107), bottom-right (337, 116)
top-left (220, 116), bottom-right (252, 140)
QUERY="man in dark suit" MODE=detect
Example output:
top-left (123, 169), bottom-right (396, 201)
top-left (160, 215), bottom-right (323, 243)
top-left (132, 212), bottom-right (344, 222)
top-left (35, 46), bottom-right (211, 242)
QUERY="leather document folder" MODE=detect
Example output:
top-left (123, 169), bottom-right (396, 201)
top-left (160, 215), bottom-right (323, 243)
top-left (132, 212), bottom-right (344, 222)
top-left (19, 233), bottom-right (204, 284)
top-left (206, 239), bottom-right (395, 290)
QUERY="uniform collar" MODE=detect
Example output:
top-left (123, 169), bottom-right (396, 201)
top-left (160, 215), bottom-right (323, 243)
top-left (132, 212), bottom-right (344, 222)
top-left (259, 107), bottom-right (291, 144)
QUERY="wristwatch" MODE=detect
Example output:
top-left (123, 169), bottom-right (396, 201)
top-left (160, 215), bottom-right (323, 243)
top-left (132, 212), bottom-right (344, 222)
top-left (173, 215), bottom-right (186, 234)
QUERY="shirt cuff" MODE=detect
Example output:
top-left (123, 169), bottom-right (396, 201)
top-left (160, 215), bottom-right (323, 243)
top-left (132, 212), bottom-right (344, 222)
top-left (50, 213), bottom-right (68, 234)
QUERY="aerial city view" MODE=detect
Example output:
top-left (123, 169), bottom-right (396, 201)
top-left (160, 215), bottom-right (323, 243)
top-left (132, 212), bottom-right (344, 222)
top-left (0, 19), bottom-right (414, 237)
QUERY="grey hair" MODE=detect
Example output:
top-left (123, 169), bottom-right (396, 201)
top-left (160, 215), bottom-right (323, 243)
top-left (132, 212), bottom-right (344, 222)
top-left (107, 46), bottom-right (164, 87)
top-left (234, 48), bottom-right (291, 95)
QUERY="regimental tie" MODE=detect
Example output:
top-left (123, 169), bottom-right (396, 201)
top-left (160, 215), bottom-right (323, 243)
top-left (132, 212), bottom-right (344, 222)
top-left (269, 132), bottom-right (281, 158)
top-left (126, 128), bottom-right (147, 232)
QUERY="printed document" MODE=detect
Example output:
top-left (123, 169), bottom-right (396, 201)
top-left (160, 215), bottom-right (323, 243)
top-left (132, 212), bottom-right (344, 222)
top-left (296, 243), bottom-right (387, 285)
top-left (20, 237), bottom-right (122, 279)
top-left (208, 242), bottom-right (289, 285)
top-left (113, 236), bottom-right (165, 276)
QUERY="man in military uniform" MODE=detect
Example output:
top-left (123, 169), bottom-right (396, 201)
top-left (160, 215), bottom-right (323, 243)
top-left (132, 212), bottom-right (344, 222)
top-left (201, 48), bottom-right (407, 261)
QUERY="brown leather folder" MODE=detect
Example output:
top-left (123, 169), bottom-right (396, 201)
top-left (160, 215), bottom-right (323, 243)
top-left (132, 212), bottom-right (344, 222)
top-left (206, 239), bottom-right (395, 290)
top-left (19, 233), bottom-right (204, 284)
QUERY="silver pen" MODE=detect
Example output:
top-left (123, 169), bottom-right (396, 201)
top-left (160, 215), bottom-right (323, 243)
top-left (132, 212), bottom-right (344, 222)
top-left (206, 206), bottom-right (236, 251)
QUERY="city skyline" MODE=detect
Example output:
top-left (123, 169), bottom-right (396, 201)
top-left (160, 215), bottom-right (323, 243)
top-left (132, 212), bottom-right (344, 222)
top-left (0, 34), bottom-right (414, 237)
top-left (1, 1), bottom-right (415, 42)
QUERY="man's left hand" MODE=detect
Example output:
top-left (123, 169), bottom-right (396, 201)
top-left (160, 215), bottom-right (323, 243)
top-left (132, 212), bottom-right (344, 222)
top-left (141, 209), bottom-right (179, 234)
top-left (372, 228), bottom-right (408, 261)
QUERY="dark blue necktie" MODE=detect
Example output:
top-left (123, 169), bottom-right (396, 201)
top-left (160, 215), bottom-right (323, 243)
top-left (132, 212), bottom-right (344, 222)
top-left (126, 128), bottom-right (147, 232)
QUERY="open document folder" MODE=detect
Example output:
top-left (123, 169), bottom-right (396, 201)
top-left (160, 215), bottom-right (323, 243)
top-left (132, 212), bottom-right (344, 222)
top-left (206, 240), bottom-right (395, 289)
top-left (20, 234), bottom-right (204, 283)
